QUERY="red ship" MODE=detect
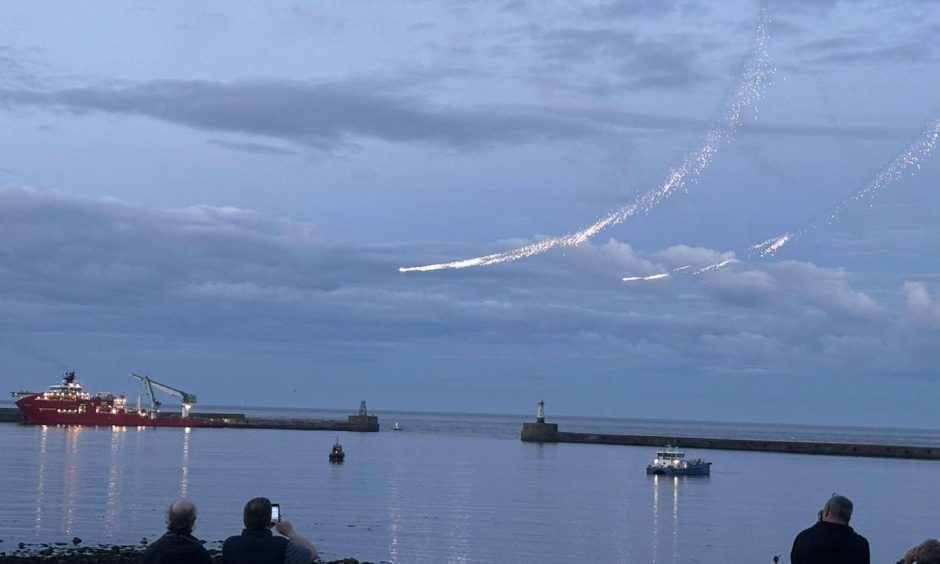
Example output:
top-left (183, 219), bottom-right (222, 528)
top-left (13, 371), bottom-right (223, 428)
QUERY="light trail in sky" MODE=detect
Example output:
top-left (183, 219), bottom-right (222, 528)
top-left (622, 112), bottom-right (940, 283)
top-left (622, 258), bottom-right (736, 282)
top-left (400, 1), bottom-right (771, 273)
top-left (749, 113), bottom-right (940, 257)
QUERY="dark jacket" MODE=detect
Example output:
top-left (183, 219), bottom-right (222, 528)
top-left (790, 521), bottom-right (870, 564)
top-left (143, 530), bottom-right (212, 564)
top-left (222, 528), bottom-right (288, 564)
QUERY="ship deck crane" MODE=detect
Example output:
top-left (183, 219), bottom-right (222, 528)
top-left (131, 373), bottom-right (198, 418)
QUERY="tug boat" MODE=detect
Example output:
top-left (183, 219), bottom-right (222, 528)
top-left (646, 445), bottom-right (711, 476)
top-left (329, 439), bottom-right (345, 463)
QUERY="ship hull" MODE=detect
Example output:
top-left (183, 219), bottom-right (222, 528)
top-left (15, 394), bottom-right (223, 428)
top-left (646, 463), bottom-right (711, 476)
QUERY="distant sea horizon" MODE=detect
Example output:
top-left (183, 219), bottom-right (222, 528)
top-left (4, 398), bottom-right (939, 444)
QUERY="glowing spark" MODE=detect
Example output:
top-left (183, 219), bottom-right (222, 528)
top-left (623, 257), bottom-right (736, 284)
top-left (400, 1), bottom-right (771, 273)
top-left (692, 257), bottom-right (737, 274)
top-left (623, 273), bottom-right (670, 282)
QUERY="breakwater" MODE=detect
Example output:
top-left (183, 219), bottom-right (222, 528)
top-left (217, 413), bottom-right (379, 432)
top-left (0, 408), bottom-right (23, 423)
top-left (521, 421), bottom-right (940, 460)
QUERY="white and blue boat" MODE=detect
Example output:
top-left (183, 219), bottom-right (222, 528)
top-left (646, 445), bottom-right (711, 476)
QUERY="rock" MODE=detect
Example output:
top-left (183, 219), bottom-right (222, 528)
top-left (71, 538), bottom-right (81, 546)
top-left (0, 542), bottom-right (369, 564)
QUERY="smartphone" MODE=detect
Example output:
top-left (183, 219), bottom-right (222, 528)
top-left (271, 503), bottom-right (280, 524)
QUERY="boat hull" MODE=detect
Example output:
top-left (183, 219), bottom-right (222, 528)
top-left (646, 463), bottom-right (711, 476)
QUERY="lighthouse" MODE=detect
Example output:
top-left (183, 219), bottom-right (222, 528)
top-left (521, 399), bottom-right (558, 442)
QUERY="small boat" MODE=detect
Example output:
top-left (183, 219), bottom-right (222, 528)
top-left (393, 421), bottom-right (402, 431)
top-left (329, 439), bottom-right (345, 463)
top-left (646, 444), bottom-right (711, 476)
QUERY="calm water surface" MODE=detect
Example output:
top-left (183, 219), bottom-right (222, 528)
top-left (1, 406), bottom-right (939, 563)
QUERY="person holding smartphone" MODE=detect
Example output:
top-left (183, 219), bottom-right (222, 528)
top-left (222, 497), bottom-right (319, 564)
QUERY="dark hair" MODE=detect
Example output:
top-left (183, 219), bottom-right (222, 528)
top-left (166, 499), bottom-right (197, 533)
top-left (824, 495), bottom-right (853, 523)
top-left (243, 497), bottom-right (272, 530)
top-left (916, 539), bottom-right (940, 564)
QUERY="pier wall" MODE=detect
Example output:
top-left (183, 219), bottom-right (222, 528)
top-left (227, 416), bottom-right (379, 432)
top-left (522, 423), bottom-right (940, 461)
top-left (0, 407), bottom-right (24, 423)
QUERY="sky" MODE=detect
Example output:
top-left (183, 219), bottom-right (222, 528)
top-left (1, 0), bottom-right (939, 427)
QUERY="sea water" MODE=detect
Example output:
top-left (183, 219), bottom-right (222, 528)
top-left (1, 406), bottom-right (939, 563)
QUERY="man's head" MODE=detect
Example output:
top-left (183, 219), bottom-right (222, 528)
top-left (821, 494), bottom-right (853, 525)
top-left (166, 499), bottom-right (197, 533)
top-left (914, 538), bottom-right (940, 564)
top-left (243, 497), bottom-right (273, 530)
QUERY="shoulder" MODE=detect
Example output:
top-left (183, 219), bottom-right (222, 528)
top-left (142, 539), bottom-right (160, 562)
top-left (284, 540), bottom-right (313, 564)
top-left (144, 533), bottom-right (171, 552)
top-left (793, 524), bottom-right (819, 541)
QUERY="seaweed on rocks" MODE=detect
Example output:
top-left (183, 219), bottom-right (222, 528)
top-left (0, 541), bottom-right (372, 564)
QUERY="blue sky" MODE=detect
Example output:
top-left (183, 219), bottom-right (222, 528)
top-left (1, 0), bottom-right (939, 427)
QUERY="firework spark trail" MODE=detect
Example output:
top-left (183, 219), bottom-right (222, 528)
top-left (749, 113), bottom-right (940, 257)
top-left (622, 257), bottom-right (736, 282)
top-left (400, 1), bottom-right (771, 273)
top-left (623, 113), bottom-right (940, 283)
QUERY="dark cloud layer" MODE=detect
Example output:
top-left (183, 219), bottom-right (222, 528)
top-left (0, 79), bottom-right (606, 151)
top-left (0, 76), bottom-right (919, 163)
top-left (1, 187), bottom-right (935, 392)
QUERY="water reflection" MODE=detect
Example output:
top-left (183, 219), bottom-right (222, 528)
top-left (179, 427), bottom-right (191, 498)
top-left (105, 426), bottom-right (127, 535)
top-left (386, 474), bottom-right (401, 563)
top-left (34, 425), bottom-right (48, 533)
top-left (650, 475), bottom-right (682, 563)
top-left (62, 426), bottom-right (83, 534)
top-left (445, 463), bottom-right (472, 563)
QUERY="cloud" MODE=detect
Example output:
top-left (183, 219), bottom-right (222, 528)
top-left (705, 260), bottom-right (880, 320)
top-left (804, 37), bottom-right (935, 66)
top-left (533, 28), bottom-right (708, 90)
top-left (904, 281), bottom-right (940, 328)
top-left (206, 139), bottom-right (297, 156)
top-left (653, 244), bottom-right (733, 267)
top-left (0, 79), bottom-right (606, 151)
top-left (578, 0), bottom-right (676, 20)
top-left (0, 73), bottom-right (919, 161)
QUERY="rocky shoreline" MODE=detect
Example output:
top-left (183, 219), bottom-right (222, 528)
top-left (0, 540), bottom-right (372, 564)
